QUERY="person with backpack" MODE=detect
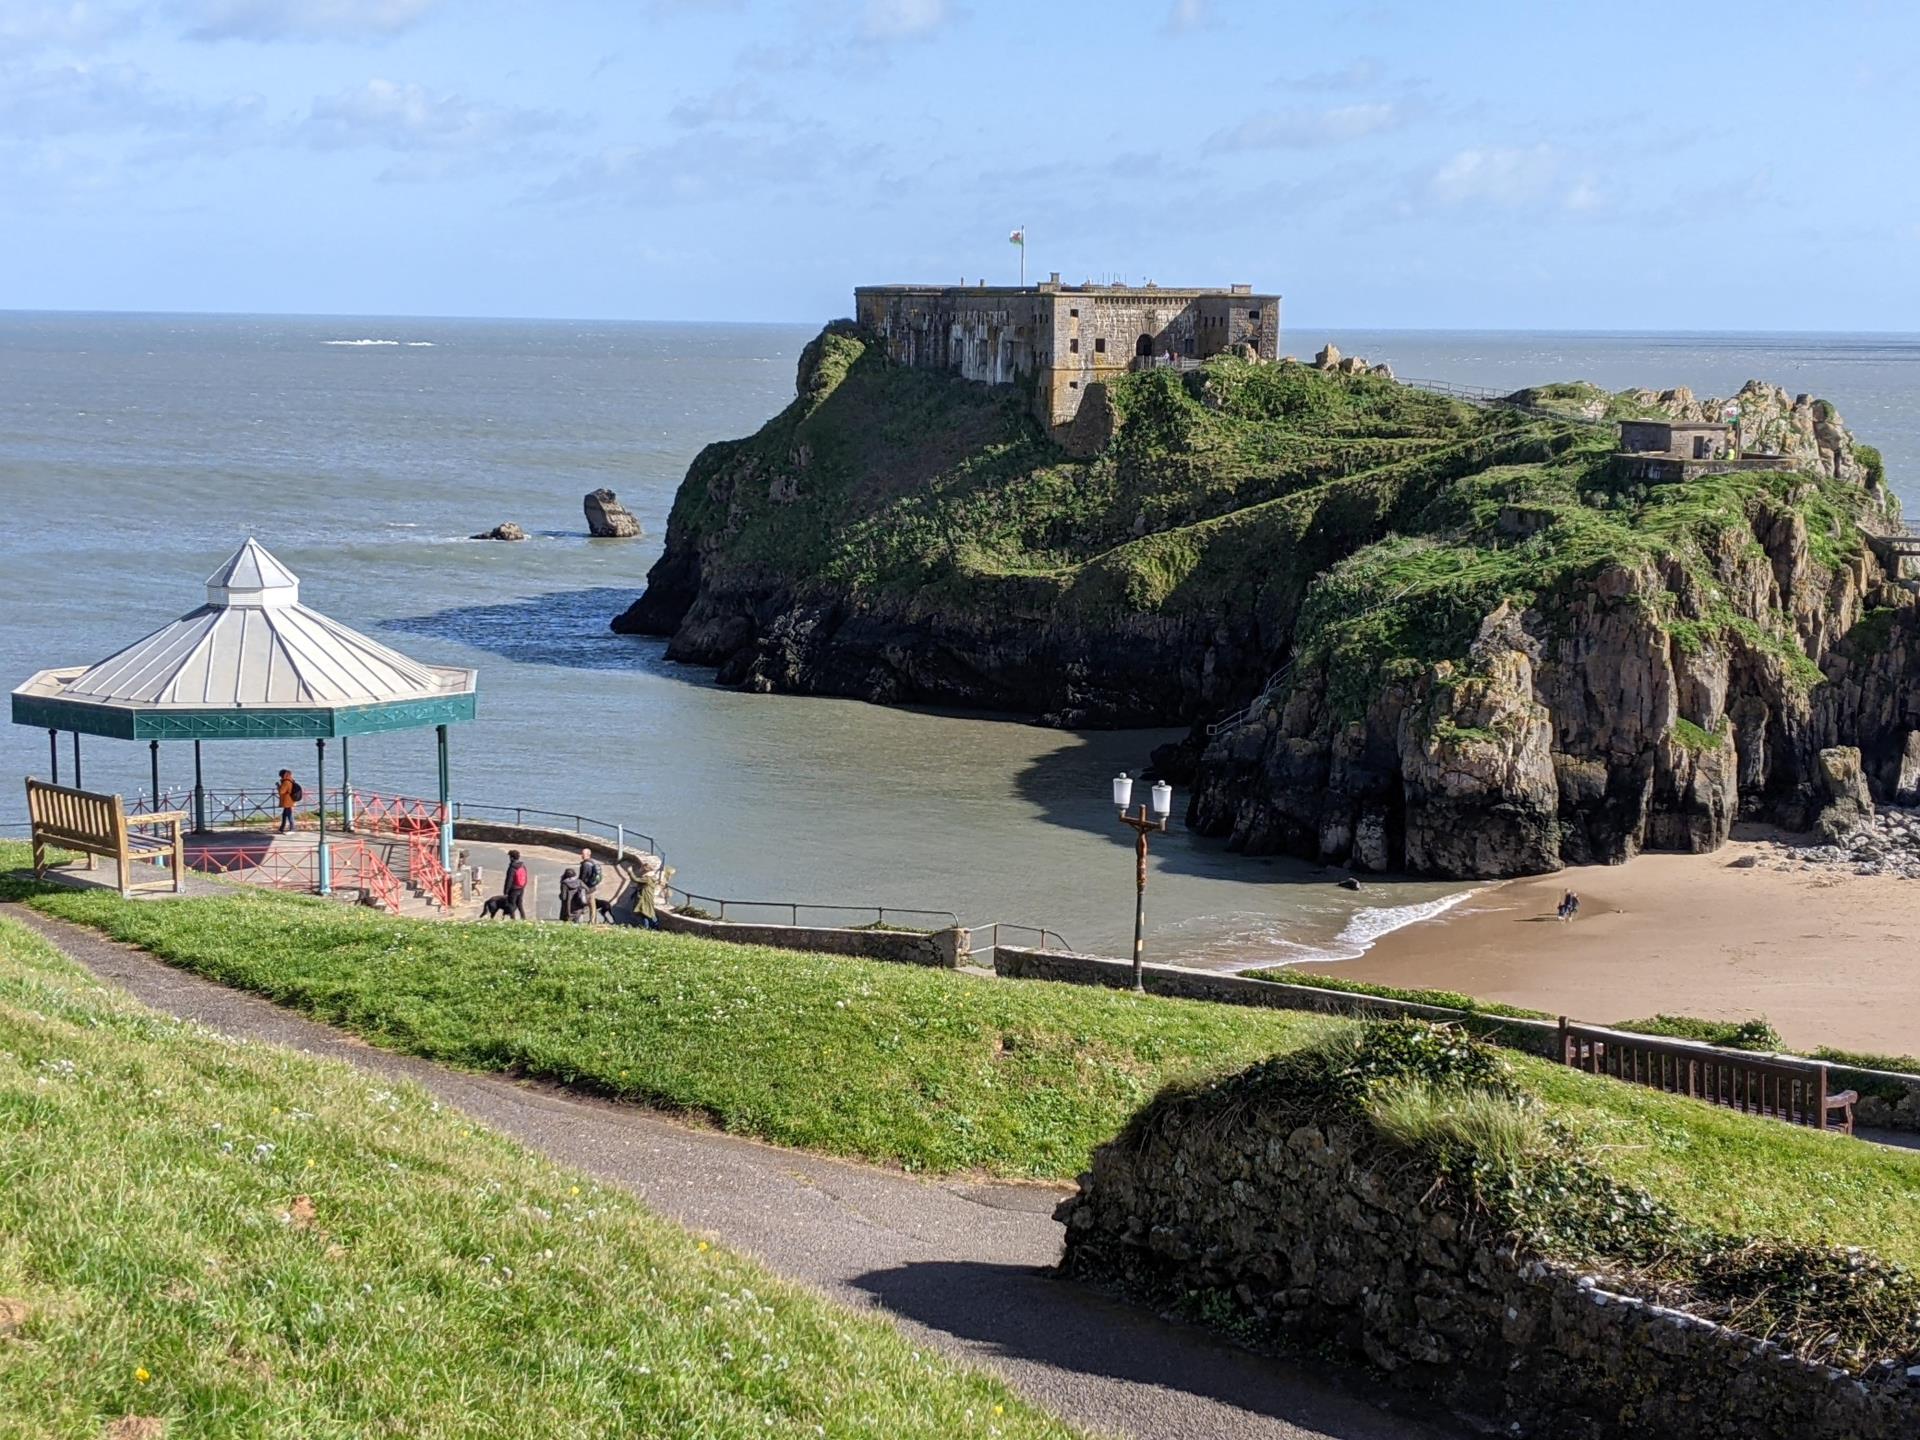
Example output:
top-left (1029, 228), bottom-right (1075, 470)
top-left (276, 769), bottom-right (301, 833)
top-left (577, 847), bottom-right (603, 924)
top-left (502, 850), bottom-right (529, 920)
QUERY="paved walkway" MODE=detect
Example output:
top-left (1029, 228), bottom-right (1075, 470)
top-left (3, 902), bottom-right (1459, 1440)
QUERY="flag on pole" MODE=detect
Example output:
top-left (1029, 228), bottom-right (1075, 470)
top-left (1008, 228), bottom-right (1025, 246)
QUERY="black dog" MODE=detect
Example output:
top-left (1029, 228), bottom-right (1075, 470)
top-left (596, 898), bottom-right (616, 923)
top-left (480, 894), bottom-right (514, 919)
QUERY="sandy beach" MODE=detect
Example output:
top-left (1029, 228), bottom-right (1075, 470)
top-left (1292, 831), bottom-right (1920, 1057)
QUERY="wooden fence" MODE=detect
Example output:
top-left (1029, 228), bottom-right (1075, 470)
top-left (1558, 1018), bottom-right (1855, 1133)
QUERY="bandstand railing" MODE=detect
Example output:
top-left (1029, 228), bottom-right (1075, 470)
top-left (184, 837), bottom-right (405, 914)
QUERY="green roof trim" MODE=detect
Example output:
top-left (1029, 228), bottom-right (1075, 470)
top-left (11, 691), bottom-right (476, 742)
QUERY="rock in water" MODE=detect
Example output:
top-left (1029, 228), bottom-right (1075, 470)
top-left (584, 489), bottom-right (643, 538)
top-left (470, 522), bottom-right (527, 541)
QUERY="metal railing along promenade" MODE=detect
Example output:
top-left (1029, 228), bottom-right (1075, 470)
top-left (666, 884), bottom-right (958, 932)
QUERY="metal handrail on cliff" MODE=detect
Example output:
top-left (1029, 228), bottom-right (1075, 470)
top-left (1397, 376), bottom-right (1620, 431)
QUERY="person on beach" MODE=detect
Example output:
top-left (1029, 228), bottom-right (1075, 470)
top-left (275, 769), bottom-right (299, 833)
top-left (1557, 890), bottom-right (1580, 923)
top-left (502, 850), bottom-right (529, 920)
top-left (577, 847), bottom-right (603, 923)
top-left (557, 867), bottom-right (586, 923)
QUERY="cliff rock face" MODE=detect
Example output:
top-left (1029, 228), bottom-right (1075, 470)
top-left (1189, 478), bottom-right (1907, 878)
top-left (617, 323), bottom-right (1906, 877)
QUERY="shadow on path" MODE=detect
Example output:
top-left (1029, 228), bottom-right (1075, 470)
top-left (853, 1258), bottom-right (1455, 1440)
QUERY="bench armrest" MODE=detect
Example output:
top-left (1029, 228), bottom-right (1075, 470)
top-left (124, 811), bottom-right (187, 827)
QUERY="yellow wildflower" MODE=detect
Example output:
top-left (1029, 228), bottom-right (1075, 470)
top-left (134, 1367), bottom-right (151, 1384)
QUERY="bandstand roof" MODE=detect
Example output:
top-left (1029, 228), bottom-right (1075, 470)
top-left (11, 539), bottom-right (476, 741)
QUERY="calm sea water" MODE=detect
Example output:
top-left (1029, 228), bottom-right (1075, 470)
top-left (2, 314), bottom-right (1915, 965)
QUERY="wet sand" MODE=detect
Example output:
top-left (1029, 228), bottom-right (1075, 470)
top-left (1281, 835), bottom-right (1920, 1057)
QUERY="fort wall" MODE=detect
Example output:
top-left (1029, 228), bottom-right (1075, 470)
top-left (854, 280), bottom-right (1280, 435)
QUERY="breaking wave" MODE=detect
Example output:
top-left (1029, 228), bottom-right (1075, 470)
top-left (322, 339), bottom-right (436, 347)
top-left (1321, 889), bottom-right (1483, 959)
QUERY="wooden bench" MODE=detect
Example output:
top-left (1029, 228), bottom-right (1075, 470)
top-left (25, 778), bottom-right (186, 899)
top-left (1559, 1018), bottom-right (1857, 1134)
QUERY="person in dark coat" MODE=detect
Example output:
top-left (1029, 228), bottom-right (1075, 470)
top-left (502, 850), bottom-right (529, 920)
top-left (557, 867), bottom-right (586, 923)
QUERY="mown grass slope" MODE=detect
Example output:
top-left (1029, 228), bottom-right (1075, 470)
top-left (11, 849), bottom-right (1920, 1270)
top-left (0, 912), bottom-right (1082, 1440)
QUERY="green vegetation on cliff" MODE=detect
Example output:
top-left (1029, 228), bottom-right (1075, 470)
top-left (643, 325), bottom-right (1884, 731)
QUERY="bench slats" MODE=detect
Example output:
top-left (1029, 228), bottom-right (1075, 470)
top-left (25, 779), bottom-right (184, 899)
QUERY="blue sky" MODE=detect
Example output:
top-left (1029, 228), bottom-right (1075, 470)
top-left (4, 0), bottom-right (1916, 328)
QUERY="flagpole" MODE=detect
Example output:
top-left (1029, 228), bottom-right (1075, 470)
top-left (1020, 224), bottom-right (1026, 285)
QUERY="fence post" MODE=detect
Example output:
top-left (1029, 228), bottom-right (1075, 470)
top-left (616, 824), bottom-right (625, 862)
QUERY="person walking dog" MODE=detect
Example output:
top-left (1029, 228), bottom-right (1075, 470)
top-left (502, 850), bottom-right (529, 920)
top-left (577, 847), bottom-right (603, 923)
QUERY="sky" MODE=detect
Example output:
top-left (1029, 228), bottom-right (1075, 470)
top-left (4, 0), bottom-right (1917, 329)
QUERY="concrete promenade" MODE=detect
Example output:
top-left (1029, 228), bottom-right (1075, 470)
top-left (4, 901), bottom-right (1460, 1440)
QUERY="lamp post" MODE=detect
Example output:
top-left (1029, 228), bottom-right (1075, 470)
top-left (1112, 771), bottom-right (1173, 993)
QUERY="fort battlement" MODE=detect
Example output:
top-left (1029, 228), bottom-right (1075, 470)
top-left (854, 276), bottom-right (1281, 436)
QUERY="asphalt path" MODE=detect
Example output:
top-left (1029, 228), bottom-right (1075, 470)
top-left (5, 904), bottom-right (1462, 1440)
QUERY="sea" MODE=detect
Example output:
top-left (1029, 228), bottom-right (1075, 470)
top-left (3, 314), bottom-right (1917, 967)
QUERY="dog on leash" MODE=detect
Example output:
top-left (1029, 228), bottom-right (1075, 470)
top-left (480, 894), bottom-right (514, 920)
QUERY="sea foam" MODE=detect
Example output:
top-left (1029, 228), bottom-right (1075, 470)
top-left (1321, 888), bottom-right (1481, 960)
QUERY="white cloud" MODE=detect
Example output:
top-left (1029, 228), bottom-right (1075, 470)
top-left (0, 2), bottom-right (131, 51)
top-left (542, 126), bottom-right (878, 207)
top-left (1212, 102), bottom-right (1403, 152)
top-left (667, 80), bottom-right (775, 128)
top-left (0, 58), bottom-right (261, 137)
top-left (859, 0), bottom-right (948, 42)
top-left (1165, 0), bottom-right (1208, 32)
top-left (177, 0), bottom-right (438, 41)
top-left (299, 78), bottom-right (559, 152)
top-left (1425, 143), bottom-right (1560, 207)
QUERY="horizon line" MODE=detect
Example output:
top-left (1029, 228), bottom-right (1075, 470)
top-left (3, 306), bottom-right (1920, 339)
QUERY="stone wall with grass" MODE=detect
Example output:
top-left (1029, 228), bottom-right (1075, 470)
top-left (1058, 1023), bottom-right (1920, 1439)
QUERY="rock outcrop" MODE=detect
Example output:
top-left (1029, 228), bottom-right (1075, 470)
top-left (615, 322), bottom-right (1906, 877)
top-left (470, 522), bottom-right (527, 541)
top-left (584, 488), bottom-right (642, 538)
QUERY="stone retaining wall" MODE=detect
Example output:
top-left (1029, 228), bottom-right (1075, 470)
top-left (992, 946), bottom-right (1561, 1056)
top-left (1059, 1101), bottom-right (1920, 1437)
top-left (660, 910), bottom-right (967, 968)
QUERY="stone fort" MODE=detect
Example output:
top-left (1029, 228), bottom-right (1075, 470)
top-left (854, 275), bottom-right (1281, 440)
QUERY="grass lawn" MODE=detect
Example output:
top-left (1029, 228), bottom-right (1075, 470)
top-left (0, 912), bottom-right (1083, 1440)
top-left (6, 856), bottom-right (1335, 1180)
top-left (11, 843), bottom-right (1920, 1270)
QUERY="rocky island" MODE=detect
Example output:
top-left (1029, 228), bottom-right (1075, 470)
top-left (614, 320), bottom-right (1910, 879)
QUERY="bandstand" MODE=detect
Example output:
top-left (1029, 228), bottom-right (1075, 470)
top-left (11, 539), bottom-right (476, 900)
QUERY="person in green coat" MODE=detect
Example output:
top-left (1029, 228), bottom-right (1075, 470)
top-left (636, 871), bottom-right (660, 930)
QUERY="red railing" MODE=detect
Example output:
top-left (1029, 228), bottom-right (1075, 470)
top-left (351, 792), bottom-right (441, 835)
top-left (405, 831), bottom-right (454, 909)
top-left (186, 838), bottom-right (406, 915)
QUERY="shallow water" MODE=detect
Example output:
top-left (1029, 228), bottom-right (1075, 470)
top-left (2, 314), bottom-right (1915, 964)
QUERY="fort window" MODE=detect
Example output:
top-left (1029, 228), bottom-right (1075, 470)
top-left (1094, 338), bottom-right (1106, 354)
top-left (1248, 309), bottom-right (1259, 320)
top-left (1134, 334), bottom-right (1154, 357)
top-left (1070, 339), bottom-right (1079, 354)
top-left (1069, 308), bottom-right (1079, 318)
